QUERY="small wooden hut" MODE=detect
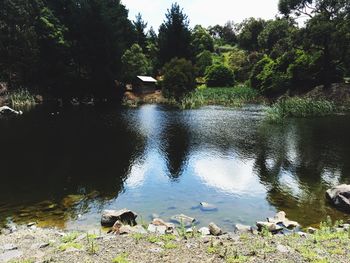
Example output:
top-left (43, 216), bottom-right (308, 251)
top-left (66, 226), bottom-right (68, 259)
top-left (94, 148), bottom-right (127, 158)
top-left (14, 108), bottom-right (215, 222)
top-left (133, 76), bottom-right (157, 94)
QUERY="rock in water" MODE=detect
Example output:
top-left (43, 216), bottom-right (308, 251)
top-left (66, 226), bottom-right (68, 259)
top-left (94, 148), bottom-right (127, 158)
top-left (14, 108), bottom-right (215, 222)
top-left (208, 222), bottom-right (222, 236)
top-left (0, 106), bottom-right (22, 115)
top-left (267, 211), bottom-right (299, 229)
top-left (256, 221), bottom-right (283, 232)
top-left (199, 202), bottom-right (218, 212)
top-left (326, 184), bottom-right (350, 212)
top-left (170, 214), bottom-right (195, 227)
top-left (101, 209), bottom-right (137, 227)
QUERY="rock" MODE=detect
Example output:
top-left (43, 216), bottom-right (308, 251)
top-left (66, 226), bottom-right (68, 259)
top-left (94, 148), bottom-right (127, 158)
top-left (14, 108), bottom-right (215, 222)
top-left (101, 209), bottom-right (137, 227)
top-left (267, 211), bottom-right (299, 229)
top-left (326, 184), bottom-right (350, 212)
top-left (0, 250), bottom-right (23, 262)
top-left (61, 194), bottom-right (85, 208)
top-left (30, 243), bottom-right (50, 249)
top-left (119, 225), bottom-right (133, 235)
top-left (234, 224), bottom-right (252, 234)
top-left (151, 218), bottom-right (175, 233)
top-left (149, 247), bottom-right (163, 253)
top-left (0, 106), bottom-right (23, 116)
top-left (199, 202), bottom-right (218, 212)
top-left (27, 222), bottom-right (36, 227)
top-left (0, 244), bottom-right (17, 251)
top-left (170, 214), bottom-right (195, 227)
top-left (131, 225), bottom-right (148, 235)
top-left (256, 221), bottom-right (283, 232)
top-left (276, 244), bottom-right (291, 253)
top-left (339, 223), bottom-right (350, 230)
top-left (208, 222), bottom-right (223, 236)
top-left (147, 224), bottom-right (167, 235)
top-left (198, 227), bottom-right (210, 236)
top-left (307, 227), bottom-right (317, 234)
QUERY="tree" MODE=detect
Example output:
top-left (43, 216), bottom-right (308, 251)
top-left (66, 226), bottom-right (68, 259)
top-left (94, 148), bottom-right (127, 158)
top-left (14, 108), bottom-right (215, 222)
top-left (258, 18), bottom-right (296, 53)
top-left (278, 0), bottom-right (350, 87)
top-left (162, 58), bottom-right (196, 99)
top-left (226, 47), bottom-right (249, 81)
top-left (237, 18), bottom-right (266, 52)
top-left (121, 44), bottom-right (150, 82)
top-left (133, 13), bottom-right (147, 51)
top-left (158, 3), bottom-right (192, 66)
top-left (208, 21), bottom-right (237, 45)
top-left (191, 25), bottom-right (214, 56)
top-left (195, 50), bottom-right (213, 76)
top-left (0, 0), bottom-right (41, 87)
top-left (205, 64), bottom-right (235, 87)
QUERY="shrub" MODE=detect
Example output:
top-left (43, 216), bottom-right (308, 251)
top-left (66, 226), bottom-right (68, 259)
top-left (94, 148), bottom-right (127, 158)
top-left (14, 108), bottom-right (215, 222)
top-left (205, 64), bottom-right (235, 87)
top-left (162, 58), bottom-right (196, 99)
top-left (195, 50), bottom-right (213, 76)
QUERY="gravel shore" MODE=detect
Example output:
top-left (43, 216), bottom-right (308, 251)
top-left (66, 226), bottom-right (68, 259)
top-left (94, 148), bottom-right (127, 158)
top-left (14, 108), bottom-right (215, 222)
top-left (1, 223), bottom-right (350, 263)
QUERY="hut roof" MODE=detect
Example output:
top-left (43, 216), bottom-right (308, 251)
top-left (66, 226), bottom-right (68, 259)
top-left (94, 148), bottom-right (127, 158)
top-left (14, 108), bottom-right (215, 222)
top-left (137, 76), bottom-right (157, 83)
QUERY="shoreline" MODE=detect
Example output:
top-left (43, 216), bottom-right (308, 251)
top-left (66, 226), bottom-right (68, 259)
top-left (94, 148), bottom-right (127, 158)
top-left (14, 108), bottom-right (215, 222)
top-left (1, 209), bottom-right (350, 262)
top-left (1, 217), bottom-right (350, 263)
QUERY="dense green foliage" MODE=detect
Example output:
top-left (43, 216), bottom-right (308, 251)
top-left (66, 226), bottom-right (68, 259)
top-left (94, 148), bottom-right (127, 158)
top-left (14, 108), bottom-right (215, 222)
top-left (205, 64), bottom-right (235, 87)
top-left (162, 58), bottom-right (196, 99)
top-left (121, 44), bottom-right (150, 82)
top-left (1, 0), bottom-right (349, 101)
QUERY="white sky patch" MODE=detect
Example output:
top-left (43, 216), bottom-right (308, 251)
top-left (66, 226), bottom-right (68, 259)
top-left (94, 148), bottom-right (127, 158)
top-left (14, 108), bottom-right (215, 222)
top-left (192, 155), bottom-right (266, 196)
top-left (122, 0), bottom-right (280, 31)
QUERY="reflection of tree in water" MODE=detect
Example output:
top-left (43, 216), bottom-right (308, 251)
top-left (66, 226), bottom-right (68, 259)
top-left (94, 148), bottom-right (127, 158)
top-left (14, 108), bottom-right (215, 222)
top-left (162, 119), bottom-right (190, 181)
top-left (0, 106), bottom-right (145, 227)
top-left (252, 118), bottom-right (350, 225)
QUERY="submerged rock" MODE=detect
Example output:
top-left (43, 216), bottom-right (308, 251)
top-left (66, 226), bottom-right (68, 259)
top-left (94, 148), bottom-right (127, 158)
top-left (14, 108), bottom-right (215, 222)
top-left (326, 184), bottom-right (350, 212)
top-left (101, 209), bottom-right (137, 227)
top-left (208, 222), bottom-right (223, 236)
top-left (199, 202), bottom-right (218, 212)
top-left (170, 214), bottom-right (195, 227)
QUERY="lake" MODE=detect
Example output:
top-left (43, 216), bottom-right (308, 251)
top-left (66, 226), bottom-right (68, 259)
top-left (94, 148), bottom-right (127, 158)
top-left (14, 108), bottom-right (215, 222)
top-left (1, 104), bottom-right (350, 231)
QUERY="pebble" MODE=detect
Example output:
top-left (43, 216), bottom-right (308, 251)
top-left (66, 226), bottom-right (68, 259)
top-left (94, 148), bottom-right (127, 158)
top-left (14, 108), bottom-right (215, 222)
top-left (276, 244), bottom-right (291, 253)
top-left (198, 227), bottom-right (210, 236)
top-left (149, 247), bottom-right (163, 253)
top-left (307, 227), bottom-right (317, 234)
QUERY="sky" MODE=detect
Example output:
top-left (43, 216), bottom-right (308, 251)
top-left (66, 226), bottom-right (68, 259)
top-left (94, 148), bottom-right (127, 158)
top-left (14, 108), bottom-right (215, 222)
top-left (121, 0), bottom-right (281, 31)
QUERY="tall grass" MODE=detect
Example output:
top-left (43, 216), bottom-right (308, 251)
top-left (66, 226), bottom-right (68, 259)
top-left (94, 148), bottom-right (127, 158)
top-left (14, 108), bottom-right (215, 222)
top-left (266, 97), bottom-right (336, 123)
top-left (180, 85), bottom-right (261, 109)
top-left (9, 89), bottom-right (36, 109)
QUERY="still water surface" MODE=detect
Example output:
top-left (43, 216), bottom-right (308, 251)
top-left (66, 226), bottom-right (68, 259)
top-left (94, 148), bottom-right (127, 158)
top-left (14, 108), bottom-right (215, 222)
top-left (0, 104), bottom-right (350, 231)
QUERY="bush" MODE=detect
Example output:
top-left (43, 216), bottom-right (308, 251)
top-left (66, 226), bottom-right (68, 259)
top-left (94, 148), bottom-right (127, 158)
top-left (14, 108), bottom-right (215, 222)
top-left (205, 64), bottom-right (235, 87)
top-left (195, 50), bottom-right (213, 76)
top-left (162, 58), bottom-right (196, 99)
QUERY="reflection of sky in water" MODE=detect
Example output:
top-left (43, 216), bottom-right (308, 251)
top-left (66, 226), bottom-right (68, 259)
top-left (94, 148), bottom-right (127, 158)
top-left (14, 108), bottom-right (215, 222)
top-left (279, 170), bottom-right (302, 198)
top-left (191, 154), bottom-right (266, 196)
